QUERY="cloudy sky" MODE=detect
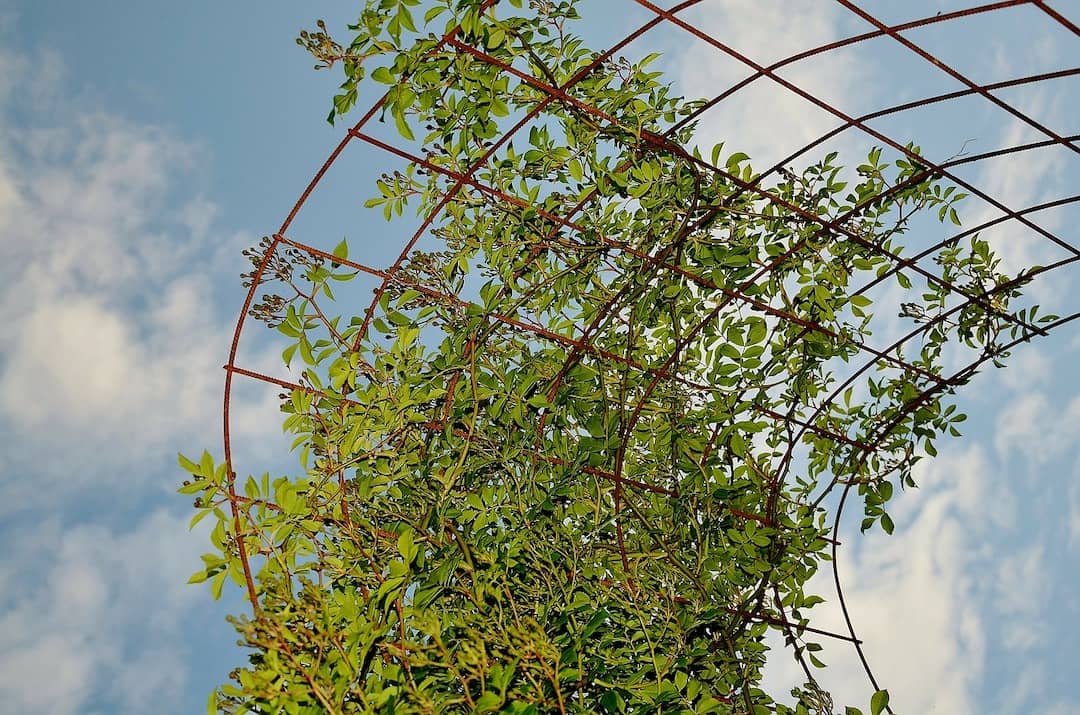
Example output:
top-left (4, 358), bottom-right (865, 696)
top-left (0, 1), bottom-right (1076, 713)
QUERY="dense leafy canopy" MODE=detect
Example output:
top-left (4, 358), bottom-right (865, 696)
top-left (180, 1), bottom-right (1047, 713)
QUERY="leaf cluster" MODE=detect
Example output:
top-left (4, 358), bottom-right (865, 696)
top-left (182, 2), bottom-right (1046, 713)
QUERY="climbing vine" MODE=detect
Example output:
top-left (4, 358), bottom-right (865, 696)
top-left (180, 2), bottom-right (1050, 713)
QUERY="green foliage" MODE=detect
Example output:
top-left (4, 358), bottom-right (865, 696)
top-left (181, 1), bottom-right (1048, 713)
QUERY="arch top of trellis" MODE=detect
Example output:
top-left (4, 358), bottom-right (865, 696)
top-left (222, 1), bottom-right (1078, 707)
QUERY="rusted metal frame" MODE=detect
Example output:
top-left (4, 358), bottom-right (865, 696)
top-left (799, 254), bottom-right (1078, 516)
top-left (272, 232), bottom-right (874, 476)
top-left (754, 190), bottom-right (1079, 449)
top-left (351, 131), bottom-right (934, 432)
top-left (217, 0), bottom-right (1080, 704)
top-left (436, 41), bottom-right (963, 387)
top-left (851, 193), bottom-right (1080, 301)
top-left (750, 73), bottom-right (1080, 257)
top-left (838, 0), bottom-right (1078, 157)
top-left (234, 0), bottom-right (1071, 695)
top-left (824, 304), bottom-right (1079, 708)
top-left (1033, 0), bottom-right (1080, 36)
top-left (348, 2), bottom-right (675, 498)
top-left (655, 0), bottom-right (1077, 260)
top-left (666, 0), bottom-right (1034, 136)
top-left (633, 0), bottom-right (1079, 309)
top-left (444, 7), bottom-right (990, 581)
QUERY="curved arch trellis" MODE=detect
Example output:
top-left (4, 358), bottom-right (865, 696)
top-left (210, 1), bottom-right (1078, 711)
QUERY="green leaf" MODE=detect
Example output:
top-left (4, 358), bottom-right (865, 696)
top-left (188, 509), bottom-right (212, 529)
top-left (398, 529), bottom-right (416, 563)
top-left (210, 570), bottom-right (227, 600)
top-left (199, 450), bottom-right (214, 479)
top-left (726, 152), bottom-right (750, 170)
top-left (178, 480), bottom-right (204, 495)
top-left (332, 238), bottom-right (349, 262)
top-left (581, 608), bottom-right (609, 640)
top-left (474, 692), bottom-right (502, 713)
top-left (178, 452), bottom-right (201, 475)
top-left (188, 569), bottom-right (211, 584)
top-left (372, 66), bottom-right (395, 84)
top-left (569, 158), bottom-right (584, 183)
top-left (393, 110), bottom-right (415, 141)
top-left (871, 689), bottom-right (890, 715)
top-left (299, 336), bottom-right (315, 366)
top-left (282, 342), bottom-right (299, 368)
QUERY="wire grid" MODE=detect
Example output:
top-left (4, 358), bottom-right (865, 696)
top-left (223, 0), bottom-right (1079, 703)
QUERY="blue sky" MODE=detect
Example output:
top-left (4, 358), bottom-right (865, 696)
top-left (0, 1), bottom-right (1076, 713)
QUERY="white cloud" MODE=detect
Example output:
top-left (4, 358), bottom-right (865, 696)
top-left (0, 51), bottom-right (283, 512)
top-left (830, 446), bottom-right (992, 714)
top-left (762, 446), bottom-right (991, 714)
top-left (993, 545), bottom-right (1049, 652)
top-left (994, 390), bottom-right (1080, 465)
top-left (997, 347), bottom-right (1052, 392)
top-left (760, 430), bottom-right (1077, 715)
top-left (961, 89), bottom-right (1069, 305)
top-left (1069, 463), bottom-right (1080, 550)
top-left (675, 0), bottom-right (873, 170)
top-left (0, 510), bottom-right (207, 715)
top-left (0, 46), bottom-right (277, 715)
top-left (674, 8), bottom-right (1079, 713)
